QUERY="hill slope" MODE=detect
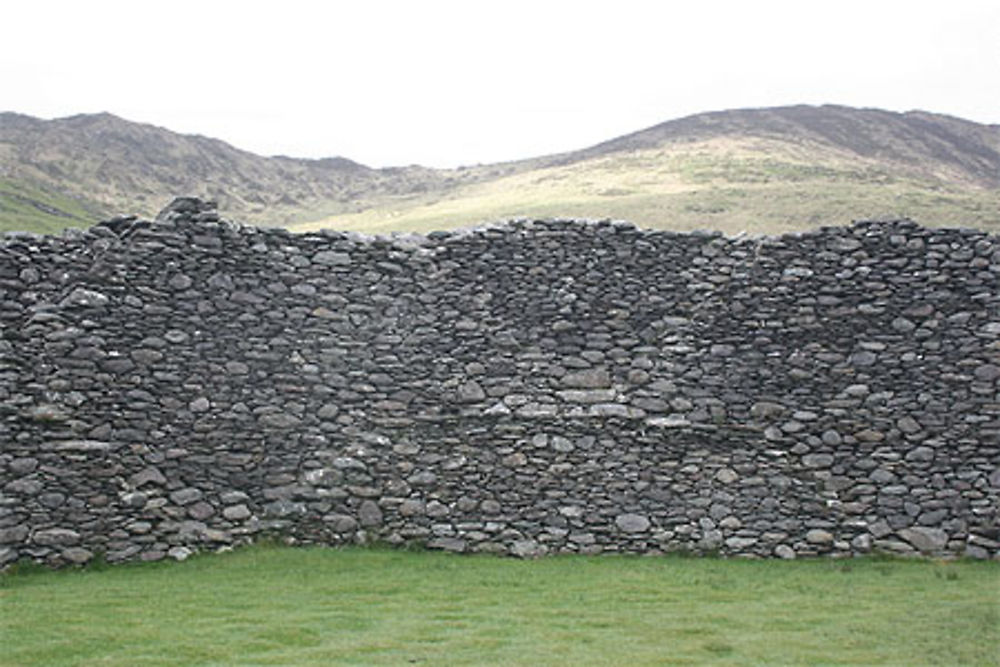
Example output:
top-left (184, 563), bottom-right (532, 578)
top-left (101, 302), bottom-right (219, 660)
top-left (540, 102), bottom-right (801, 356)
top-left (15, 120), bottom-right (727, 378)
top-left (566, 105), bottom-right (1000, 187)
top-left (298, 105), bottom-right (1000, 236)
top-left (0, 112), bottom-right (470, 231)
top-left (2, 105), bottom-right (998, 235)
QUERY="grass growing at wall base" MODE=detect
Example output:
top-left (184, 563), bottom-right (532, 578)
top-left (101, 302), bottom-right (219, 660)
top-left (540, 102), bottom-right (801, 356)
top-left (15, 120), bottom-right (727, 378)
top-left (2, 545), bottom-right (997, 665)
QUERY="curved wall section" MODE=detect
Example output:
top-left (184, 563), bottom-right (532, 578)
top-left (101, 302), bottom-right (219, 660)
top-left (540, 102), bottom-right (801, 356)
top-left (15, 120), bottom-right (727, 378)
top-left (1, 198), bottom-right (998, 566)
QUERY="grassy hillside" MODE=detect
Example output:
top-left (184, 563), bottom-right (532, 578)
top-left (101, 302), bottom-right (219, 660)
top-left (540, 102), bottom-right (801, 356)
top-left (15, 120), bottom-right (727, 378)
top-left (294, 135), bottom-right (1000, 236)
top-left (0, 178), bottom-right (102, 234)
top-left (3, 105), bottom-right (998, 236)
top-left (0, 111), bottom-right (472, 233)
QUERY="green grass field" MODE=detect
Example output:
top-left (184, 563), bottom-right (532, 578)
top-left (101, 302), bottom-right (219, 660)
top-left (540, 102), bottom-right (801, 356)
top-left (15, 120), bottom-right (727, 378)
top-left (2, 545), bottom-right (997, 665)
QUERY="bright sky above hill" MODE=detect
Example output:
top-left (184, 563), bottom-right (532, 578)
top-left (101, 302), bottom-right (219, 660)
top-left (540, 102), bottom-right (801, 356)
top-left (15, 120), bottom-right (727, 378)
top-left (3, 0), bottom-right (998, 168)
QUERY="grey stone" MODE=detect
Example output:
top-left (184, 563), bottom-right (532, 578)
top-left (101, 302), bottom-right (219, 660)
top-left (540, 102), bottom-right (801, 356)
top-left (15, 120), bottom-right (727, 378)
top-left (870, 468), bottom-right (895, 484)
top-left (725, 537), bottom-right (757, 550)
top-left (805, 529), bottom-right (834, 544)
top-left (189, 397), bottom-right (210, 413)
top-left (699, 530), bottom-right (724, 550)
top-left (33, 528), bottom-right (81, 546)
top-left (4, 479), bottom-right (42, 494)
top-left (120, 491), bottom-right (147, 508)
top-left (868, 519), bottom-right (892, 540)
top-left (905, 446), bottom-right (935, 463)
top-left (187, 501), bottom-right (216, 520)
top-left (311, 307), bottom-right (337, 319)
top-left (917, 509), bottom-right (948, 526)
top-left (802, 453), bottom-right (834, 468)
top-left (973, 364), bottom-right (1000, 382)
top-left (851, 534), bottom-right (873, 552)
top-left (750, 402), bottom-right (787, 420)
top-left (501, 453), bottom-right (527, 467)
top-left (509, 540), bottom-right (546, 558)
top-left (774, 544), bottom-right (796, 559)
top-left (428, 537), bottom-right (467, 553)
top-left (763, 426), bottom-right (783, 441)
top-left (164, 329), bottom-right (189, 343)
top-left (226, 361), bottom-right (250, 375)
top-left (263, 500), bottom-right (305, 518)
top-left (516, 403), bottom-right (558, 418)
top-left (898, 527), bottom-right (948, 553)
top-left (891, 317), bottom-right (916, 333)
top-left (456, 381), bottom-right (486, 402)
top-left (47, 440), bottom-right (112, 452)
top-left (557, 389), bottom-right (617, 403)
top-left (850, 351), bottom-right (878, 366)
top-left (325, 514), bottom-right (358, 533)
top-left (333, 457), bottom-right (366, 470)
top-left (61, 288), bottom-right (110, 308)
top-left (646, 415), bottom-right (690, 428)
top-left (407, 471), bottom-right (437, 487)
top-left (358, 500), bottom-right (383, 527)
top-left (670, 397), bottom-right (694, 411)
top-left (399, 499), bottom-right (425, 517)
top-left (0, 525), bottom-right (29, 544)
top-left (897, 416), bottom-right (922, 435)
top-left (170, 488), bottom-right (203, 505)
top-left (648, 379), bottom-right (677, 395)
top-left (779, 421), bottom-right (804, 435)
top-left (128, 521), bottom-right (152, 534)
top-left (131, 349), bottom-right (164, 364)
top-left (9, 458), bottom-right (38, 474)
top-left (317, 403), bottom-right (340, 419)
top-left (550, 436), bottom-right (574, 452)
top-left (313, 251), bottom-right (351, 266)
top-left (130, 467), bottom-right (167, 487)
top-left (62, 547), bottom-right (94, 564)
top-left (258, 413), bottom-right (301, 429)
top-left (168, 274), bottom-right (193, 290)
top-left (480, 499), bottom-right (502, 514)
top-left (715, 468), bottom-right (738, 484)
top-left (615, 513), bottom-right (651, 533)
top-left (220, 491), bottom-right (250, 504)
top-left (562, 368), bottom-right (611, 388)
top-left (854, 429), bottom-right (885, 443)
top-left (168, 546), bottom-right (193, 561)
top-left (223, 504), bottom-right (252, 520)
top-left (821, 430), bottom-right (842, 446)
top-left (588, 403), bottom-right (632, 417)
top-left (964, 544), bottom-right (990, 560)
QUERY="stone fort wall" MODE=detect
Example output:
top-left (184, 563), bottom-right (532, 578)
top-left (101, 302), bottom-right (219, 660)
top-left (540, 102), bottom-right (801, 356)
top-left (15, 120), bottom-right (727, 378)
top-left (1, 198), bottom-right (998, 567)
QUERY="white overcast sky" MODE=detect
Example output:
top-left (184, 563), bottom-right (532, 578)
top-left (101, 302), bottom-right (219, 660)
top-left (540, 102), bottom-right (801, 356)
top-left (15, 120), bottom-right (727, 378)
top-left (3, 0), bottom-right (998, 168)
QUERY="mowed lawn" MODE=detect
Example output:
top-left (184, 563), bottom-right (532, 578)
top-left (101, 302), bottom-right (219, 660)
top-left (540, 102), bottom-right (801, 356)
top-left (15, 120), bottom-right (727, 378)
top-left (1, 546), bottom-right (997, 665)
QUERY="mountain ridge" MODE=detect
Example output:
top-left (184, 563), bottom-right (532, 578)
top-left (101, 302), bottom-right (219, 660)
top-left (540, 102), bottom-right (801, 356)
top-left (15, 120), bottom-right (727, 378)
top-left (2, 105), bottom-right (998, 235)
top-left (563, 105), bottom-right (1000, 186)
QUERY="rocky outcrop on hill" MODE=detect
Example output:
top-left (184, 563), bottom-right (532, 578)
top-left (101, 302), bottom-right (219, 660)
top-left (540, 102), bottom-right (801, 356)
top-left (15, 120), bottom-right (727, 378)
top-left (1, 198), bottom-right (997, 567)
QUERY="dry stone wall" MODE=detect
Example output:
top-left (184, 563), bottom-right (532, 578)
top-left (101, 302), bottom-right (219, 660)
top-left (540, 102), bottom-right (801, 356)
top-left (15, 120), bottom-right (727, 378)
top-left (1, 197), bottom-right (998, 567)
